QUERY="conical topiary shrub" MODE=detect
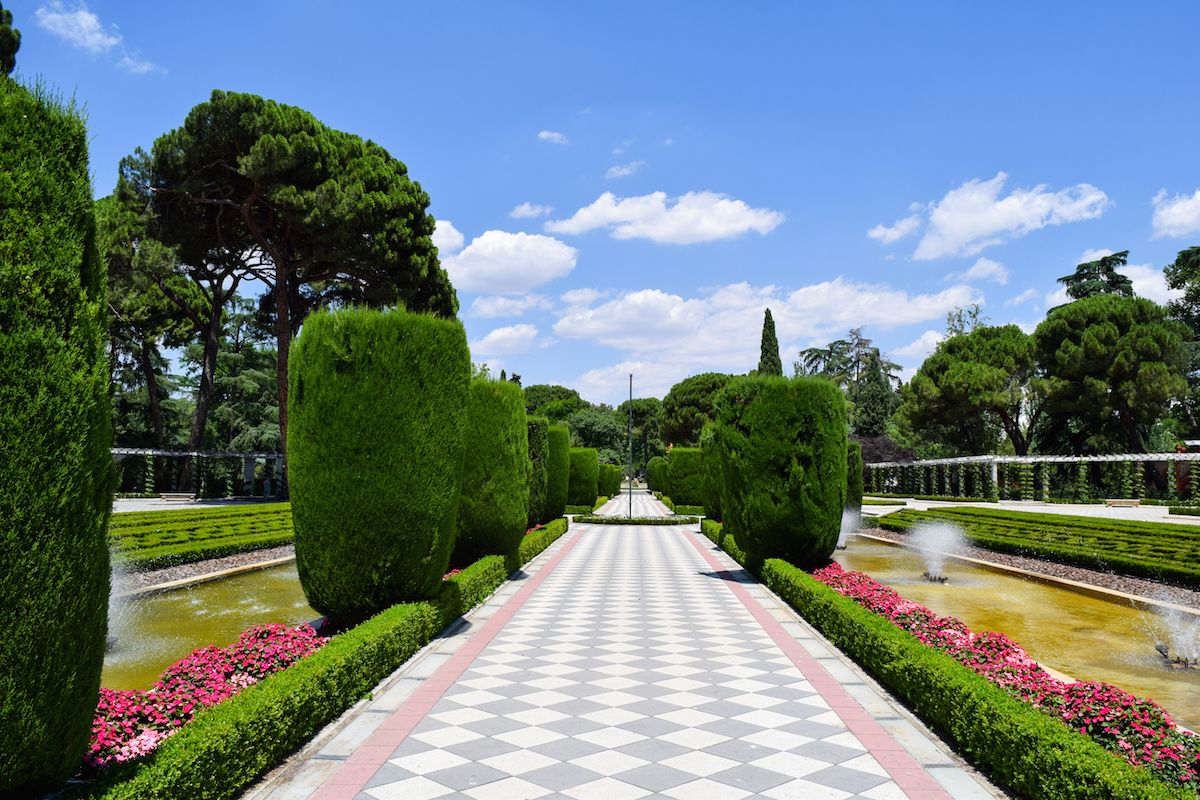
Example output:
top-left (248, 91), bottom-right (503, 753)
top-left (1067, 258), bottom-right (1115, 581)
top-left (567, 447), bottom-right (599, 506)
top-left (545, 424), bottom-right (570, 520)
top-left (526, 416), bottom-right (550, 527)
top-left (288, 307), bottom-right (470, 621)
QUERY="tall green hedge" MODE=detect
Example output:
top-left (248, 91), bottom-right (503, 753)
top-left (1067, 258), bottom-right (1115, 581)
top-left (713, 375), bottom-right (847, 567)
top-left (455, 379), bottom-right (531, 564)
top-left (666, 447), bottom-right (704, 505)
top-left (288, 308), bottom-right (469, 621)
top-left (568, 447), bottom-right (599, 506)
top-left (0, 79), bottom-right (113, 794)
top-left (545, 424), bottom-right (570, 521)
top-left (700, 425), bottom-right (723, 521)
top-left (846, 440), bottom-right (863, 512)
top-left (526, 416), bottom-right (549, 527)
top-left (598, 462), bottom-right (622, 498)
top-left (646, 455), bottom-right (669, 492)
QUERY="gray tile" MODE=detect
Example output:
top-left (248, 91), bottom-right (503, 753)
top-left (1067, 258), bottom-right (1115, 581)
top-left (613, 763), bottom-right (695, 792)
top-left (708, 764), bottom-right (793, 792)
top-left (805, 765), bottom-right (889, 794)
top-left (520, 762), bottom-right (605, 791)
top-left (362, 763), bottom-right (416, 789)
top-left (425, 762), bottom-right (510, 790)
top-left (529, 736), bottom-right (606, 761)
top-left (698, 718), bottom-right (764, 739)
top-left (443, 736), bottom-right (521, 760)
top-left (541, 715), bottom-right (608, 736)
top-left (614, 737), bottom-right (691, 762)
top-left (794, 740), bottom-right (867, 765)
top-left (703, 738), bottom-right (777, 764)
top-left (617, 716), bottom-right (686, 739)
top-left (462, 715), bottom-right (528, 736)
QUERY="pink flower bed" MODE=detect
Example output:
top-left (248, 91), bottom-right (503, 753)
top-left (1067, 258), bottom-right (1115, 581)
top-left (812, 563), bottom-right (1200, 789)
top-left (89, 623), bottom-right (327, 768)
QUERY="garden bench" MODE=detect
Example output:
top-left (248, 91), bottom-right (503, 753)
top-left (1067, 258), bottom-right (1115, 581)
top-left (1104, 498), bottom-right (1140, 507)
top-left (159, 492), bottom-right (196, 502)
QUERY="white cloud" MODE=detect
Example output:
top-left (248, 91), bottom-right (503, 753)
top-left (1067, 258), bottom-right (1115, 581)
top-left (470, 324), bottom-right (542, 356)
top-left (36, 2), bottom-right (119, 53)
top-left (885, 172), bottom-right (1111, 260)
top-left (893, 330), bottom-right (945, 359)
top-left (576, 360), bottom-right (686, 406)
top-left (469, 294), bottom-right (552, 318)
top-left (1044, 286), bottom-right (1071, 309)
top-left (442, 230), bottom-right (577, 294)
top-left (36, 2), bottom-right (160, 73)
top-left (868, 214), bottom-right (920, 244)
top-left (1152, 189), bottom-right (1200, 238)
top-left (538, 130), bottom-right (568, 145)
top-left (1121, 264), bottom-right (1179, 305)
top-left (432, 219), bottom-right (465, 254)
top-left (561, 288), bottom-right (609, 307)
top-left (945, 257), bottom-right (1009, 285)
top-left (546, 191), bottom-right (784, 244)
top-left (1005, 288), bottom-right (1039, 306)
top-left (605, 160), bottom-right (646, 179)
top-left (1079, 247), bottom-right (1115, 262)
top-left (510, 202), bottom-right (553, 219)
top-left (554, 279), bottom-right (980, 403)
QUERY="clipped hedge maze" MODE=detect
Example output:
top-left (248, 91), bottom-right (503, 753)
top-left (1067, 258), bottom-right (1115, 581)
top-left (109, 503), bottom-right (295, 571)
top-left (880, 507), bottom-right (1200, 588)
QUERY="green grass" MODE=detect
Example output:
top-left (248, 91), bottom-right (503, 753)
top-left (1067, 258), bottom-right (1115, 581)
top-left (108, 503), bottom-right (293, 571)
top-left (878, 507), bottom-right (1200, 588)
top-left (862, 498), bottom-right (906, 506)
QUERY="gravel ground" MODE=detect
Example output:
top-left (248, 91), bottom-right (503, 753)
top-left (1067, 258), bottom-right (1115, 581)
top-left (116, 544), bottom-right (295, 591)
top-left (861, 528), bottom-right (1200, 610)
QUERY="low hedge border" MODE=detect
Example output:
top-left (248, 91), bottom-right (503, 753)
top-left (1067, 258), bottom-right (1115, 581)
top-left (674, 504), bottom-right (705, 516)
top-left (564, 504), bottom-right (593, 515)
top-left (571, 515), bottom-right (700, 525)
top-left (866, 493), bottom-right (997, 503)
top-left (657, 494), bottom-right (677, 512)
top-left (699, 520), bottom-right (1190, 800)
top-left (74, 519), bottom-right (572, 799)
top-left (592, 496), bottom-right (609, 511)
top-left (863, 498), bottom-right (906, 506)
top-left (109, 503), bottom-right (295, 571)
top-left (1168, 506), bottom-right (1200, 517)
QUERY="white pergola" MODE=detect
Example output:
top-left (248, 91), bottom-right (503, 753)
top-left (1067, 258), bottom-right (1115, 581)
top-left (111, 447), bottom-right (282, 497)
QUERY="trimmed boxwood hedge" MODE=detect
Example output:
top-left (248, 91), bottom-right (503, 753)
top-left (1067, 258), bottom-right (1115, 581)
top-left (455, 379), bottom-right (531, 565)
top-left (573, 515), bottom-right (700, 525)
top-left (526, 417), bottom-right (550, 527)
top-left (0, 78), bottom-right (113, 794)
top-left (75, 518), bottom-right (571, 800)
top-left (109, 503), bottom-right (293, 571)
top-left (700, 424), bottom-right (723, 522)
top-left (674, 504), bottom-right (705, 516)
top-left (545, 424), bottom-right (570, 521)
top-left (666, 447), bottom-right (704, 506)
top-left (567, 447), bottom-right (599, 506)
top-left (713, 375), bottom-right (847, 568)
top-left (646, 455), bottom-right (669, 492)
top-left (700, 521), bottom-right (1190, 800)
top-left (846, 440), bottom-right (863, 513)
top-left (288, 308), bottom-right (470, 622)
top-left (598, 462), bottom-right (622, 498)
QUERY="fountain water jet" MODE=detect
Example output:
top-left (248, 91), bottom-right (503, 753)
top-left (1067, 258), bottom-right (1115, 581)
top-left (1146, 594), bottom-right (1200, 670)
top-left (836, 508), bottom-right (860, 550)
top-left (908, 521), bottom-right (967, 583)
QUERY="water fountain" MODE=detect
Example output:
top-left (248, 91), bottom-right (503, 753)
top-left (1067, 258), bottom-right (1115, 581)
top-left (1147, 595), bottom-right (1200, 671)
top-left (908, 521), bottom-right (967, 583)
top-left (836, 508), bottom-right (860, 550)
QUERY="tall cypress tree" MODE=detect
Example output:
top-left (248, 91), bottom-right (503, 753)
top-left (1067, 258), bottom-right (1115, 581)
top-left (0, 2), bottom-right (20, 76)
top-left (757, 308), bottom-right (783, 376)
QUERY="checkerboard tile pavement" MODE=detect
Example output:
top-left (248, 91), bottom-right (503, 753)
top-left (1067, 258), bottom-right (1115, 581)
top-left (355, 524), bottom-right (923, 800)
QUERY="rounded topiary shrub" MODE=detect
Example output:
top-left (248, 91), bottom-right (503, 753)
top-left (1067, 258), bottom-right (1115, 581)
top-left (666, 447), bottom-right (704, 505)
top-left (455, 379), bottom-right (531, 564)
top-left (713, 375), bottom-right (847, 567)
top-left (646, 455), bottom-right (669, 492)
top-left (0, 79), bottom-right (113, 794)
top-left (288, 307), bottom-right (470, 621)
top-left (700, 425), bottom-right (723, 521)
top-left (598, 462), bottom-right (623, 498)
top-left (526, 416), bottom-right (549, 528)
top-left (545, 424), bottom-right (570, 520)
top-left (847, 440), bottom-right (863, 512)
top-left (568, 447), bottom-right (600, 506)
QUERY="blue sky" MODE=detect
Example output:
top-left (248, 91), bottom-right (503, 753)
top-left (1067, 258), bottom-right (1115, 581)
top-left (16, 1), bottom-right (1200, 404)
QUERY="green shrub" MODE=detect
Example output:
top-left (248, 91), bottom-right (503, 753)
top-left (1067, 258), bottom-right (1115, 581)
top-left (545, 424), bottom-right (570, 521)
top-left (598, 462), bottom-right (622, 498)
top-left (592, 495), bottom-right (609, 511)
top-left (526, 417), bottom-right (549, 528)
top-left (567, 447), bottom-right (599, 506)
top-left (455, 379), bottom-right (531, 565)
top-left (675, 504), bottom-right (705, 516)
top-left (658, 494), bottom-right (676, 512)
top-left (713, 375), bottom-right (847, 568)
top-left (0, 79), bottom-right (113, 794)
top-left (109, 503), bottom-right (293, 571)
top-left (666, 446), bottom-right (704, 505)
top-left (288, 308), bottom-right (469, 622)
top-left (700, 424), bottom-right (723, 521)
top-left (646, 455), bottom-right (669, 492)
top-left (572, 515), bottom-right (700, 525)
top-left (564, 505), bottom-right (594, 515)
top-left (846, 440), bottom-right (863, 512)
top-left (518, 517), bottom-right (569, 565)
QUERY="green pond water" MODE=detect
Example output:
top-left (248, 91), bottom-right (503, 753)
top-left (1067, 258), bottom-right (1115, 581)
top-left (103, 563), bottom-right (317, 691)
top-left (837, 536), bottom-right (1200, 731)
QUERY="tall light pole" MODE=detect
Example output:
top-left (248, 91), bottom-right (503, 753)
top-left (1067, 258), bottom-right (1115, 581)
top-left (628, 373), bottom-right (634, 519)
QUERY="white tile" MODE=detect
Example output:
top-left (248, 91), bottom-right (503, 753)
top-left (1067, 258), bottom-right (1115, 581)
top-left (563, 777), bottom-right (651, 800)
top-left (389, 748), bottom-right (470, 774)
top-left (411, 726), bottom-right (483, 748)
top-left (749, 751), bottom-right (829, 777)
top-left (661, 778), bottom-right (751, 800)
top-left (364, 775), bottom-right (454, 800)
top-left (494, 726), bottom-right (565, 748)
top-left (462, 776), bottom-right (552, 800)
top-left (480, 748), bottom-right (560, 775)
top-left (660, 751), bottom-right (740, 777)
top-left (574, 727), bottom-right (648, 748)
top-left (762, 779), bottom-right (852, 800)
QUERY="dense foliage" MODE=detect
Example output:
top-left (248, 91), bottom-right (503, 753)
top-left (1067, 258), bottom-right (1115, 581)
top-left (0, 78), bottom-right (113, 794)
top-left (288, 308), bottom-right (469, 621)
top-left (598, 462), bottom-right (623, 497)
top-left (700, 425), bottom-right (723, 521)
top-left (846, 440), bottom-right (863, 512)
top-left (109, 503), bottom-right (293, 571)
top-left (526, 417), bottom-right (550, 526)
top-left (757, 308), bottom-right (783, 375)
top-left (567, 447), bottom-right (600, 506)
top-left (545, 424), bottom-right (571, 520)
top-left (713, 375), bottom-right (847, 567)
top-left (455, 379), bottom-right (531, 564)
top-left (646, 455), bottom-right (669, 492)
top-left (662, 372), bottom-right (733, 446)
top-left (0, 1), bottom-right (18, 75)
top-left (665, 447), bottom-right (705, 506)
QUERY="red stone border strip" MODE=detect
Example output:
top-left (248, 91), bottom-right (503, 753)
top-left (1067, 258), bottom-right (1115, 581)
top-left (685, 530), bottom-right (951, 800)
top-left (309, 528), bottom-right (585, 800)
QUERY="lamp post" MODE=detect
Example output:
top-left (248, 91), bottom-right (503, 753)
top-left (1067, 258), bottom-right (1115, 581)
top-left (628, 373), bottom-right (634, 518)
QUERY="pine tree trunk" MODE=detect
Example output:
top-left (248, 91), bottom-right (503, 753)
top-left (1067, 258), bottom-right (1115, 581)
top-left (178, 313), bottom-right (221, 491)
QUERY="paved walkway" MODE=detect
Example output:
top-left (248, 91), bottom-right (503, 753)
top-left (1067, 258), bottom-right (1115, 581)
top-left (250, 495), bottom-right (997, 800)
